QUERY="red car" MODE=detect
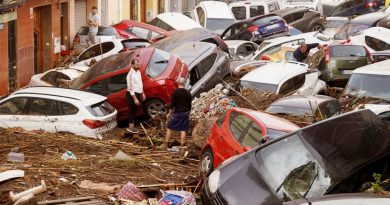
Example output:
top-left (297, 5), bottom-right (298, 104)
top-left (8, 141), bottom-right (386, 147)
top-left (200, 107), bottom-right (299, 176)
top-left (113, 20), bottom-right (169, 41)
top-left (70, 47), bottom-right (188, 121)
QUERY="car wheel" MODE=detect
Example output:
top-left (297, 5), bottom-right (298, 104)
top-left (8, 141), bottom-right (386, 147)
top-left (144, 99), bottom-right (167, 119)
top-left (200, 148), bottom-right (214, 178)
top-left (312, 24), bottom-right (324, 32)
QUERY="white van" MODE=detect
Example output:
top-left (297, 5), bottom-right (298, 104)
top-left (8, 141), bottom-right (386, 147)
top-left (193, 1), bottom-right (236, 35)
top-left (229, 0), bottom-right (281, 20)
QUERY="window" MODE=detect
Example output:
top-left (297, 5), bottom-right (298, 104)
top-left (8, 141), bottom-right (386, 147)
top-left (316, 100), bottom-right (341, 119)
top-left (237, 44), bottom-right (256, 57)
top-left (28, 98), bottom-right (60, 116)
top-left (130, 0), bottom-right (138, 21)
top-left (158, 0), bottom-right (165, 14)
top-left (41, 71), bottom-right (71, 87)
top-left (60, 102), bottom-right (79, 115)
top-left (274, 2), bottom-right (280, 10)
top-left (365, 36), bottom-right (390, 51)
top-left (285, 51), bottom-right (294, 61)
top-left (78, 42), bottom-right (115, 61)
top-left (122, 40), bottom-right (151, 49)
top-left (97, 27), bottom-right (117, 36)
top-left (0, 97), bottom-right (28, 115)
top-left (330, 45), bottom-right (366, 57)
top-left (216, 112), bottom-right (226, 127)
top-left (197, 7), bottom-right (206, 27)
top-left (146, 49), bottom-right (170, 78)
top-left (232, 6), bottom-right (247, 20)
top-left (149, 18), bottom-right (174, 31)
top-left (253, 15), bottom-right (282, 26)
top-left (126, 26), bottom-right (150, 39)
top-left (195, 53), bottom-right (217, 75)
top-left (77, 26), bottom-right (89, 35)
top-left (86, 101), bottom-right (116, 117)
top-left (268, 3), bottom-right (276, 13)
top-left (250, 6), bottom-right (265, 17)
top-left (240, 123), bottom-right (263, 147)
top-left (290, 74), bottom-right (305, 90)
top-left (292, 12), bottom-right (305, 22)
top-left (229, 112), bottom-right (252, 140)
top-left (279, 79), bottom-right (294, 95)
top-left (86, 73), bottom-right (128, 96)
top-left (378, 112), bottom-right (390, 129)
top-left (190, 67), bottom-right (201, 86)
top-left (284, 14), bottom-right (294, 24)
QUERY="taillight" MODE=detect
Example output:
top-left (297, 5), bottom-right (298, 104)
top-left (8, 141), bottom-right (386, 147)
top-left (324, 47), bottom-right (330, 64)
top-left (260, 55), bottom-right (271, 61)
top-left (365, 2), bottom-right (374, 7)
top-left (82, 119), bottom-right (106, 129)
top-left (247, 26), bottom-right (258, 33)
top-left (74, 35), bottom-right (80, 44)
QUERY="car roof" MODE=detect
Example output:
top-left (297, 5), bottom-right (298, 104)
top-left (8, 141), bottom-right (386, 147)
top-left (170, 42), bottom-right (216, 68)
top-left (360, 27), bottom-right (390, 42)
top-left (274, 7), bottom-right (310, 16)
top-left (352, 59), bottom-right (390, 75)
top-left (12, 87), bottom-right (106, 106)
top-left (233, 107), bottom-right (300, 131)
top-left (156, 12), bottom-right (202, 30)
top-left (199, 1), bottom-right (234, 19)
top-left (117, 20), bottom-right (167, 33)
top-left (225, 40), bottom-right (255, 49)
top-left (229, 0), bottom-right (276, 6)
top-left (269, 95), bottom-right (336, 111)
top-left (241, 61), bottom-right (308, 85)
top-left (244, 13), bottom-right (278, 23)
top-left (49, 68), bottom-right (84, 79)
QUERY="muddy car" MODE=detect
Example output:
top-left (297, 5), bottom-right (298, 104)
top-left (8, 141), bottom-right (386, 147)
top-left (275, 8), bottom-right (326, 32)
top-left (201, 109), bottom-right (390, 205)
top-left (170, 42), bottom-right (230, 97)
top-left (266, 95), bottom-right (341, 122)
top-left (307, 45), bottom-right (373, 84)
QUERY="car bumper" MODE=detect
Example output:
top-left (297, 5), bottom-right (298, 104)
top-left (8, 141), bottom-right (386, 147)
top-left (200, 180), bottom-right (226, 205)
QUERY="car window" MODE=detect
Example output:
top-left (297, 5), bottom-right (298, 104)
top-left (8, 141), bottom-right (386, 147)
top-left (373, 54), bottom-right (390, 62)
top-left (149, 18), bottom-right (174, 31)
top-left (292, 12), bottom-right (305, 22)
top-left (229, 111), bottom-right (252, 141)
top-left (77, 27), bottom-right (89, 35)
top-left (78, 42), bottom-right (115, 61)
top-left (279, 79), bottom-right (295, 95)
top-left (232, 6), bottom-right (247, 20)
top-left (126, 26), bottom-right (150, 40)
top-left (0, 97), bottom-right (28, 115)
top-left (197, 7), bottom-right (206, 27)
top-left (86, 101), bottom-right (116, 117)
top-left (274, 2), bottom-right (280, 10)
top-left (237, 44), bottom-right (256, 57)
top-left (285, 51), bottom-right (294, 61)
top-left (86, 73), bottom-right (128, 96)
top-left (146, 49), bottom-right (171, 78)
top-left (291, 73), bottom-right (305, 90)
top-left (250, 6), bottom-right (265, 18)
top-left (316, 100), bottom-right (341, 119)
top-left (59, 101), bottom-right (79, 115)
top-left (253, 15), bottom-right (281, 25)
top-left (195, 53), bottom-right (217, 76)
top-left (28, 98), bottom-right (60, 116)
top-left (41, 71), bottom-right (71, 87)
top-left (97, 27), bottom-right (117, 36)
top-left (240, 123), bottom-right (263, 147)
top-left (378, 111), bottom-right (390, 128)
top-left (330, 45), bottom-right (366, 57)
top-left (284, 14), bottom-right (294, 24)
top-left (216, 112), bottom-right (227, 127)
top-left (365, 36), bottom-right (390, 51)
top-left (190, 67), bottom-right (201, 86)
top-left (121, 40), bottom-right (150, 49)
top-left (222, 26), bottom-right (234, 39)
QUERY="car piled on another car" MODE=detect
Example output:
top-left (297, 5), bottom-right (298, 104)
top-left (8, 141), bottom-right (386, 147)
top-left (274, 7), bottom-right (326, 32)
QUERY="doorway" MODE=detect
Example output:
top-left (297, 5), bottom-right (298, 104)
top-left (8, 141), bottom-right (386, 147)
top-left (33, 5), bottom-right (52, 74)
top-left (60, 2), bottom-right (70, 50)
top-left (8, 20), bottom-right (17, 93)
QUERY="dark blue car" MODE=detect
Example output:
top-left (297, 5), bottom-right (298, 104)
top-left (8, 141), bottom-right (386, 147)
top-left (325, 0), bottom-right (382, 17)
top-left (220, 14), bottom-right (289, 44)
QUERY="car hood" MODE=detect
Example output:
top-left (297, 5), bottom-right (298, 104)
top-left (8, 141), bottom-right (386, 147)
top-left (217, 153), bottom-right (283, 205)
top-left (352, 12), bottom-right (389, 26)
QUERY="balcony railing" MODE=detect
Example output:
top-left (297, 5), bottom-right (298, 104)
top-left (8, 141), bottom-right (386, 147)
top-left (0, 0), bottom-right (26, 14)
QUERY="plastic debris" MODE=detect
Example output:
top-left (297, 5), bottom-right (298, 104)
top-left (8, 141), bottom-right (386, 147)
top-left (7, 150), bottom-right (25, 163)
top-left (10, 180), bottom-right (47, 202)
top-left (0, 170), bottom-right (24, 183)
top-left (116, 182), bottom-right (146, 202)
top-left (158, 190), bottom-right (196, 205)
top-left (61, 151), bottom-right (77, 160)
top-left (114, 150), bottom-right (133, 161)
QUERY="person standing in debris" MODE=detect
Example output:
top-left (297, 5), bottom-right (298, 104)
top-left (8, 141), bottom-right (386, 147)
top-left (293, 43), bottom-right (326, 63)
top-left (87, 6), bottom-right (100, 46)
top-left (126, 59), bottom-right (145, 134)
top-left (162, 78), bottom-right (192, 151)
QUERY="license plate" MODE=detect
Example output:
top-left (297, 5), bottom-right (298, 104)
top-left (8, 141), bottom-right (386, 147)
top-left (341, 70), bottom-right (353, 75)
top-left (266, 24), bottom-right (279, 30)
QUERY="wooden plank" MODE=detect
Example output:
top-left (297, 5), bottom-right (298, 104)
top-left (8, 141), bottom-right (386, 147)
top-left (37, 196), bottom-right (95, 204)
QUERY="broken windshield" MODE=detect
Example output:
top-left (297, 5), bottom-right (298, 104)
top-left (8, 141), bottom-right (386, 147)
top-left (344, 73), bottom-right (390, 100)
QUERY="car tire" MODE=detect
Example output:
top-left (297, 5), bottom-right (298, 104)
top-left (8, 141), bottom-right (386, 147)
top-left (144, 99), bottom-right (167, 119)
top-left (200, 148), bottom-right (214, 178)
top-left (312, 24), bottom-right (324, 32)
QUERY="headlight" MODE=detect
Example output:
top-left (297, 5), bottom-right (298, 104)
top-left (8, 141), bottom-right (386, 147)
top-left (208, 169), bottom-right (220, 194)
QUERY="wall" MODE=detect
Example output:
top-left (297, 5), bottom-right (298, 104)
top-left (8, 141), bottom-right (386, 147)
top-left (0, 22), bottom-right (9, 96)
top-left (122, 0), bottom-right (130, 20)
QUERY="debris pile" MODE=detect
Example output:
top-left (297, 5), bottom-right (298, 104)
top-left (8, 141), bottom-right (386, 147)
top-left (191, 84), bottom-right (237, 122)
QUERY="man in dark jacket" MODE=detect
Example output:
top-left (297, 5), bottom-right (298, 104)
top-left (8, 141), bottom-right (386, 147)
top-left (293, 43), bottom-right (325, 63)
top-left (161, 77), bottom-right (192, 151)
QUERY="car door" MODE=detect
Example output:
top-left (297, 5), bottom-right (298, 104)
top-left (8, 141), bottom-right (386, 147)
top-left (76, 42), bottom-right (116, 66)
top-left (55, 100), bottom-right (83, 134)
top-left (237, 121), bottom-right (265, 149)
top-left (289, 12), bottom-right (306, 31)
top-left (22, 97), bottom-right (58, 132)
top-left (0, 97), bottom-right (29, 128)
top-left (237, 42), bottom-right (258, 59)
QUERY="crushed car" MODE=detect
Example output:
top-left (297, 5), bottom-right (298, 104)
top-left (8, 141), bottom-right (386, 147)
top-left (201, 109), bottom-right (390, 205)
top-left (199, 107), bottom-right (299, 176)
top-left (0, 87), bottom-right (117, 139)
top-left (69, 48), bottom-right (188, 120)
top-left (73, 26), bottom-right (120, 53)
top-left (225, 40), bottom-right (258, 60)
top-left (274, 7), bottom-right (326, 32)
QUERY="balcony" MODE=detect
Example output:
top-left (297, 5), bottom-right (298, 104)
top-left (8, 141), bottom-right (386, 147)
top-left (0, 0), bottom-right (26, 14)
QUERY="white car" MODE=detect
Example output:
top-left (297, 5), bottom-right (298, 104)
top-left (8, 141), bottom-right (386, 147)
top-left (344, 59), bottom-right (390, 121)
top-left (29, 39), bottom-right (150, 87)
top-left (149, 12), bottom-right (202, 31)
top-left (288, 194), bottom-right (390, 205)
top-left (193, 1), bottom-right (236, 35)
top-left (229, 0), bottom-right (281, 20)
top-left (225, 40), bottom-right (259, 60)
top-left (282, 0), bottom-right (323, 14)
top-left (345, 27), bottom-right (390, 53)
top-left (73, 26), bottom-right (120, 54)
top-left (240, 61), bottom-right (327, 95)
top-left (322, 16), bottom-right (349, 37)
top-left (252, 31), bottom-right (332, 60)
top-left (0, 87), bottom-right (117, 139)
